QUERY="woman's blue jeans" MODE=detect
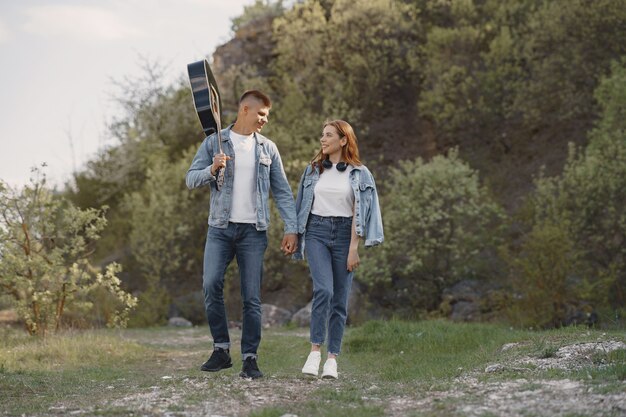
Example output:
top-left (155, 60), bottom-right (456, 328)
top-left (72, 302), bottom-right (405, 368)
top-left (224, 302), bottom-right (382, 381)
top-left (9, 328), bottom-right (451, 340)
top-left (305, 214), bottom-right (354, 355)
top-left (202, 223), bottom-right (267, 360)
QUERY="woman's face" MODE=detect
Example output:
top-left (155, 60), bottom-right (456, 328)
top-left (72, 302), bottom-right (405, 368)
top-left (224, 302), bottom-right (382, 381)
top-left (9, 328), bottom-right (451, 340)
top-left (320, 125), bottom-right (346, 156)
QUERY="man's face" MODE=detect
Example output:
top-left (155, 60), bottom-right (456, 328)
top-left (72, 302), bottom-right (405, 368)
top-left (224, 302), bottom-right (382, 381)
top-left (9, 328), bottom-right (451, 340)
top-left (242, 101), bottom-right (270, 133)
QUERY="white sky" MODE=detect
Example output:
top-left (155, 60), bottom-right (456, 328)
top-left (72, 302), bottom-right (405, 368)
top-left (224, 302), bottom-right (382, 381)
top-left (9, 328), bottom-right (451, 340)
top-left (0, 0), bottom-right (256, 188)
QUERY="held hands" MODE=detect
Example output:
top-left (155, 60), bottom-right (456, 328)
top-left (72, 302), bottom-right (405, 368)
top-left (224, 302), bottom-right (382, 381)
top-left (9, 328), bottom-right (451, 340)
top-left (281, 234), bottom-right (298, 256)
top-left (347, 248), bottom-right (360, 272)
top-left (211, 153), bottom-right (231, 176)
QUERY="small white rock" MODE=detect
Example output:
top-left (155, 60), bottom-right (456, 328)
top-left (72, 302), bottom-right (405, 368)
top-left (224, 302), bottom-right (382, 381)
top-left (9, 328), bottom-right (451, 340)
top-left (501, 343), bottom-right (519, 352)
top-left (485, 364), bottom-right (505, 373)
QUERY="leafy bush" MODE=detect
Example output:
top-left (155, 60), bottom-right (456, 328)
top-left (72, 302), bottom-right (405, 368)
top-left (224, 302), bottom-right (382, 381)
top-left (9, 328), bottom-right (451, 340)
top-left (360, 149), bottom-right (506, 314)
top-left (0, 168), bottom-right (136, 335)
top-left (503, 221), bottom-right (587, 328)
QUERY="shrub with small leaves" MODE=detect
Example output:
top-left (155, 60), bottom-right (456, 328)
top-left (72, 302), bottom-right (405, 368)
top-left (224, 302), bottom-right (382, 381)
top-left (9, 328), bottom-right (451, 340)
top-left (360, 149), bottom-right (506, 313)
top-left (0, 167), bottom-right (137, 336)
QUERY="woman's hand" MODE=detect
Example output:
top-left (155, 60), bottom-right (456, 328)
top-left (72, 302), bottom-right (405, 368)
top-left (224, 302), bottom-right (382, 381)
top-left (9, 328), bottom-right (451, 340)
top-left (281, 234), bottom-right (297, 256)
top-left (347, 248), bottom-right (360, 272)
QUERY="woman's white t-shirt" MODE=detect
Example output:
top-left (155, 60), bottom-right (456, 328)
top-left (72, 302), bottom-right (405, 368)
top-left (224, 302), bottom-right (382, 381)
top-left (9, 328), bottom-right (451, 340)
top-left (311, 164), bottom-right (354, 217)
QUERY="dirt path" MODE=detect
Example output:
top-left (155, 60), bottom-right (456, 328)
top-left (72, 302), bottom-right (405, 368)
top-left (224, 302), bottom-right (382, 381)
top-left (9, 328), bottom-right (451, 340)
top-left (42, 328), bottom-right (626, 417)
top-left (75, 330), bottom-right (626, 417)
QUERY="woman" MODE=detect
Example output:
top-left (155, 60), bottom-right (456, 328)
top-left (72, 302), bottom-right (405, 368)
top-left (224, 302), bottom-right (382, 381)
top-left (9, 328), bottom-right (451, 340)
top-left (294, 120), bottom-right (383, 379)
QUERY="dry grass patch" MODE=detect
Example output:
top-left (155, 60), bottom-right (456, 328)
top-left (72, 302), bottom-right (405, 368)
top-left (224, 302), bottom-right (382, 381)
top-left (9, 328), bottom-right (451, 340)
top-left (0, 328), bottom-right (147, 372)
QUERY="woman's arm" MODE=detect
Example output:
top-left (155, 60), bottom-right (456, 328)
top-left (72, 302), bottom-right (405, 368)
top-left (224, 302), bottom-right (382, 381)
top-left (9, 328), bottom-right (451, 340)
top-left (347, 209), bottom-right (361, 272)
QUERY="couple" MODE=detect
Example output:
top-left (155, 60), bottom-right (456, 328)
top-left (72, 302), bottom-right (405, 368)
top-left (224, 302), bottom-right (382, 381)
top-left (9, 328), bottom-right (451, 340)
top-left (185, 90), bottom-right (383, 380)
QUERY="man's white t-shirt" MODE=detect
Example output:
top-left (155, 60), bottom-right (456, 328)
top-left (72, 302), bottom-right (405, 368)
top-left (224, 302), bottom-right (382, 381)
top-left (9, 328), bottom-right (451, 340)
top-left (229, 131), bottom-right (257, 223)
top-left (311, 165), bottom-right (354, 217)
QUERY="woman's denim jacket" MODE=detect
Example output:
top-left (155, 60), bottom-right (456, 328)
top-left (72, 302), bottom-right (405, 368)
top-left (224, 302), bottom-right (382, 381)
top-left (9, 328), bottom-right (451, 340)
top-left (293, 163), bottom-right (384, 259)
top-left (185, 126), bottom-right (297, 234)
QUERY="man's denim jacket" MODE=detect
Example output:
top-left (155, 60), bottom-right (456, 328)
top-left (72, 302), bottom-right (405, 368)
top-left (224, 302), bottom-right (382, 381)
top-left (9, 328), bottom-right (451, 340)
top-left (293, 163), bottom-right (384, 259)
top-left (185, 126), bottom-right (297, 234)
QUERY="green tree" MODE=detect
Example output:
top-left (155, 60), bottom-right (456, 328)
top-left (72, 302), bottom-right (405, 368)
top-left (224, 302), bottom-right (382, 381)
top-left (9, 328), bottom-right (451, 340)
top-left (65, 61), bottom-right (204, 305)
top-left (66, 62), bottom-right (200, 261)
top-left (360, 150), bottom-right (506, 314)
top-left (0, 168), bottom-right (136, 336)
top-left (418, 0), bottom-right (626, 199)
top-left (513, 60), bottom-right (626, 325)
top-left (231, 0), bottom-right (285, 32)
top-left (123, 151), bottom-right (207, 325)
top-left (513, 0), bottom-right (626, 131)
top-left (272, 0), bottom-right (424, 166)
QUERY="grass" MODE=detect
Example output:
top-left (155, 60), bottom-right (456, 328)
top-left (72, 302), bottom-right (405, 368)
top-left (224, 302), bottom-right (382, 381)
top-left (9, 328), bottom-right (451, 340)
top-left (0, 328), bottom-right (147, 372)
top-left (343, 320), bottom-right (528, 381)
top-left (570, 348), bottom-right (626, 392)
top-left (0, 320), bottom-right (624, 416)
top-left (0, 328), bottom-right (155, 415)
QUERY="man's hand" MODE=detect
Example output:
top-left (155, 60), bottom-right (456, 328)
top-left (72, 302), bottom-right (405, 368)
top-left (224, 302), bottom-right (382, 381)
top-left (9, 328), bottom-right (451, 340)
top-left (211, 153), bottom-right (231, 175)
top-left (281, 234), bottom-right (297, 256)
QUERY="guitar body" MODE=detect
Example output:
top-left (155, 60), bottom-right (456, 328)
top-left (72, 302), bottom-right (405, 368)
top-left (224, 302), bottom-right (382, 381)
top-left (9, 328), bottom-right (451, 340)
top-left (187, 59), bottom-right (226, 190)
top-left (187, 59), bottom-right (222, 137)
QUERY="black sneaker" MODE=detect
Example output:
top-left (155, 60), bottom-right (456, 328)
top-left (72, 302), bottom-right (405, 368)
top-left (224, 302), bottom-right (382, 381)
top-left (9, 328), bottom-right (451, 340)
top-left (239, 357), bottom-right (263, 379)
top-left (200, 348), bottom-right (232, 372)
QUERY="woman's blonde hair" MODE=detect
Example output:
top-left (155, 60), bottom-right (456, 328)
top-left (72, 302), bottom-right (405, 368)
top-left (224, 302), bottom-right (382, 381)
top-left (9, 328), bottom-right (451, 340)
top-left (311, 120), bottom-right (361, 172)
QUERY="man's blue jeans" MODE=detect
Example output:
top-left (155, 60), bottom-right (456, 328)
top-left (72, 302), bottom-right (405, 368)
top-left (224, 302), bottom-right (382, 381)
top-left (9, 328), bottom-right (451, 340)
top-left (305, 214), bottom-right (354, 355)
top-left (203, 223), bottom-right (267, 360)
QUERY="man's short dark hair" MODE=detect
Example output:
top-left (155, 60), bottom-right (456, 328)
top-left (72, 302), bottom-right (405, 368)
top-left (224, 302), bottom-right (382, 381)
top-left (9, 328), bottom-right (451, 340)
top-left (239, 90), bottom-right (272, 108)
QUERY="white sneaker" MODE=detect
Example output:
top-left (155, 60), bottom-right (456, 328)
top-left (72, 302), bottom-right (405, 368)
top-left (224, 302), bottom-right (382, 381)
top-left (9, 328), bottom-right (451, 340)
top-left (301, 351), bottom-right (321, 376)
top-left (321, 358), bottom-right (338, 379)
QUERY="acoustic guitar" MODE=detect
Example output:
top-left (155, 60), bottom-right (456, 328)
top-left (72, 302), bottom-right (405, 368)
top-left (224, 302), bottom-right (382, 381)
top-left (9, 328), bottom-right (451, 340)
top-left (187, 59), bottom-right (225, 190)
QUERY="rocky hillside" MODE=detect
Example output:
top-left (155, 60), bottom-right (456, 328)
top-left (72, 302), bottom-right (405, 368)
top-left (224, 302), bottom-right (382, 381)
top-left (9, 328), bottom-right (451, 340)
top-left (208, 1), bottom-right (626, 211)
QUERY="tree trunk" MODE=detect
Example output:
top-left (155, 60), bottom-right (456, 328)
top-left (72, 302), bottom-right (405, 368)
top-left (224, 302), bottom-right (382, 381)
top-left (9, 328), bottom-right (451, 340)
top-left (55, 284), bottom-right (67, 332)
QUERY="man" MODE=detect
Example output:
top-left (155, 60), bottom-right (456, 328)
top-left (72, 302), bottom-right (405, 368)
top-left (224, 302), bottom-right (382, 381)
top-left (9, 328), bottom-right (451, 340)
top-left (186, 90), bottom-right (297, 379)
